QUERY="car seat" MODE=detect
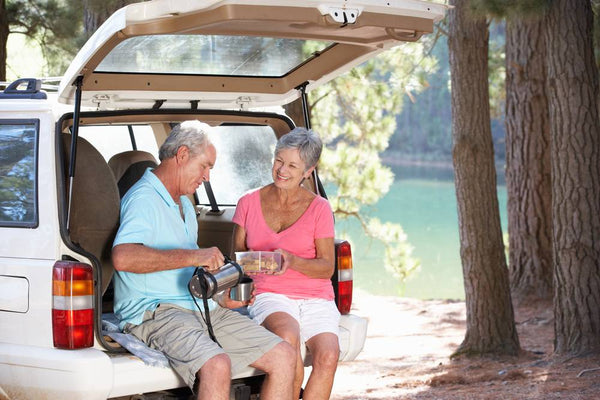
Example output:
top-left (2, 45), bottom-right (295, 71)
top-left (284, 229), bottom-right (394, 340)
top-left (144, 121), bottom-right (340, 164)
top-left (61, 133), bottom-right (120, 296)
top-left (108, 150), bottom-right (158, 198)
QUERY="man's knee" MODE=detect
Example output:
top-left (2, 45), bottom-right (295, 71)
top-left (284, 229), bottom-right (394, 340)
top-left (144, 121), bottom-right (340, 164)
top-left (200, 353), bottom-right (232, 378)
top-left (265, 341), bottom-right (296, 372)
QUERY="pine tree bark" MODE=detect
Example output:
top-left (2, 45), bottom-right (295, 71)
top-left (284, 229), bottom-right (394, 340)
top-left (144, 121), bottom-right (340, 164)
top-left (83, 0), bottom-right (137, 36)
top-left (448, 0), bottom-right (519, 356)
top-left (545, 0), bottom-right (600, 355)
top-left (505, 16), bottom-right (553, 301)
top-left (0, 0), bottom-right (8, 81)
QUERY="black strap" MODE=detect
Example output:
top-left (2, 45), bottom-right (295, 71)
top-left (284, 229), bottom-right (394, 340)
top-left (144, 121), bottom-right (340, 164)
top-left (189, 268), bottom-right (221, 346)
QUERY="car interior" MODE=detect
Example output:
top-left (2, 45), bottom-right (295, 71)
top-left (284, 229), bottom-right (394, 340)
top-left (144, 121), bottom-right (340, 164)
top-left (56, 110), bottom-right (322, 351)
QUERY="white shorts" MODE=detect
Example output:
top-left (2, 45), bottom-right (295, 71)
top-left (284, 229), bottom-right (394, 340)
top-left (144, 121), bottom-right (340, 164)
top-left (249, 293), bottom-right (340, 342)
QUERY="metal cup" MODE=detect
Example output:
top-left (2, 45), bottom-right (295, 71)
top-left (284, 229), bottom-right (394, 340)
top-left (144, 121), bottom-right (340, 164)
top-left (230, 276), bottom-right (254, 302)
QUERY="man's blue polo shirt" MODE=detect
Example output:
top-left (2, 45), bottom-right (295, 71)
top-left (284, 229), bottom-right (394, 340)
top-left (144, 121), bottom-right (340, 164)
top-left (113, 168), bottom-right (216, 329)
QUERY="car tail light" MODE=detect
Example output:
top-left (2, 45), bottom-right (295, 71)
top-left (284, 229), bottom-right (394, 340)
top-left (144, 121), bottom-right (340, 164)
top-left (335, 240), bottom-right (353, 315)
top-left (52, 261), bottom-right (94, 349)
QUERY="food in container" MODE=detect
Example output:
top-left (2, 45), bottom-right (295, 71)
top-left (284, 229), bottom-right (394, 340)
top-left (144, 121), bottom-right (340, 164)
top-left (235, 251), bottom-right (282, 273)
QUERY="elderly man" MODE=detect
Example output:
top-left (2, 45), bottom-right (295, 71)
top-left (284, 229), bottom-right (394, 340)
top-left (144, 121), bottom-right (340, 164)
top-left (112, 120), bottom-right (295, 400)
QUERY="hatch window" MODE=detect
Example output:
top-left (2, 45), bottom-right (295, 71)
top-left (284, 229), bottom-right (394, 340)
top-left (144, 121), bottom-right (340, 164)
top-left (96, 35), bottom-right (332, 77)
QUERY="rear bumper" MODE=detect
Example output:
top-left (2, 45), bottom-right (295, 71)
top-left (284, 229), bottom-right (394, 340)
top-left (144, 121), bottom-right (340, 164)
top-left (338, 314), bottom-right (368, 361)
top-left (0, 344), bottom-right (113, 400)
top-left (0, 343), bottom-right (183, 400)
top-left (0, 314), bottom-right (367, 399)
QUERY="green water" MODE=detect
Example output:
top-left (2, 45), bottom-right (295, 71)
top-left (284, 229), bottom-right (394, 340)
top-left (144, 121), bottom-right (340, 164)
top-left (335, 164), bottom-right (507, 300)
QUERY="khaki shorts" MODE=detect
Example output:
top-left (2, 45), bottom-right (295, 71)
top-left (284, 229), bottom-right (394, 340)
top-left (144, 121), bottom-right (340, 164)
top-left (125, 304), bottom-right (282, 389)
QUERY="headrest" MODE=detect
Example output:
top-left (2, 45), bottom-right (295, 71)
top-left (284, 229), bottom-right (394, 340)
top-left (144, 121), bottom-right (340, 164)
top-left (108, 151), bottom-right (158, 198)
top-left (108, 150), bottom-right (158, 182)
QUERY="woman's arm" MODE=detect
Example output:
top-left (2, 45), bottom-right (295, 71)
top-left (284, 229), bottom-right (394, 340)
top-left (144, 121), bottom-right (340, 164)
top-left (277, 237), bottom-right (335, 279)
top-left (233, 224), bottom-right (248, 252)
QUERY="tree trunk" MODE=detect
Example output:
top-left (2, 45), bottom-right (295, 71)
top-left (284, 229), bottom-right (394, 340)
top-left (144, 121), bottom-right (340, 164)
top-left (83, 0), bottom-right (136, 36)
top-left (448, 0), bottom-right (519, 356)
top-left (0, 0), bottom-right (8, 81)
top-left (545, 0), bottom-right (600, 355)
top-left (505, 16), bottom-right (553, 302)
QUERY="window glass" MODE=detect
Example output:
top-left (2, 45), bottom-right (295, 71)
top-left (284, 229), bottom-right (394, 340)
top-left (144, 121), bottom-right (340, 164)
top-left (0, 121), bottom-right (38, 227)
top-left (96, 35), bottom-right (331, 77)
top-left (79, 125), bottom-right (159, 162)
top-left (199, 125), bottom-right (277, 205)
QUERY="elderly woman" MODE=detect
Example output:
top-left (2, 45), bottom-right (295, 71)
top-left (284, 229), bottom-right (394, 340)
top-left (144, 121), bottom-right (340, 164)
top-left (232, 127), bottom-right (340, 400)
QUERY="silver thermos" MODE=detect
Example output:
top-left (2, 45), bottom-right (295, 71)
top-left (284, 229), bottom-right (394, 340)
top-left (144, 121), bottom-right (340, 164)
top-left (189, 260), bottom-right (244, 299)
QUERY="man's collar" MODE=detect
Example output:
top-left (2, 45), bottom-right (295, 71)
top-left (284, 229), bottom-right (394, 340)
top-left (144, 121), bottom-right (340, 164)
top-left (142, 168), bottom-right (178, 208)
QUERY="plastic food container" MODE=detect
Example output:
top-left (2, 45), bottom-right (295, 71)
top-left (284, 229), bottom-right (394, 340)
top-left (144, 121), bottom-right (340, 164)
top-left (235, 251), bottom-right (282, 274)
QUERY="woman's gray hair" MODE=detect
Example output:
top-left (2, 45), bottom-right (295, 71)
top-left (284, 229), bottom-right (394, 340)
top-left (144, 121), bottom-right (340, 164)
top-left (275, 127), bottom-right (323, 170)
top-left (158, 120), bottom-right (213, 161)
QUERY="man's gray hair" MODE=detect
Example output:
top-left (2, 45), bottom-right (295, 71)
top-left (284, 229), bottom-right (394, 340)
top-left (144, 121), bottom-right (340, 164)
top-left (275, 127), bottom-right (323, 170)
top-left (158, 120), bottom-right (214, 161)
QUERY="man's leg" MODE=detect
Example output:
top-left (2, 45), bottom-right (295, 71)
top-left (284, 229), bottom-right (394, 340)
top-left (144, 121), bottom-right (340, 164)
top-left (250, 341), bottom-right (296, 400)
top-left (195, 353), bottom-right (231, 400)
top-left (303, 333), bottom-right (339, 400)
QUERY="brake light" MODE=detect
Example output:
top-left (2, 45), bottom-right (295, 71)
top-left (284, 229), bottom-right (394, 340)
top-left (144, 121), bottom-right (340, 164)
top-left (335, 241), bottom-right (353, 315)
top-left (52, 261), bottom-right (94, 349)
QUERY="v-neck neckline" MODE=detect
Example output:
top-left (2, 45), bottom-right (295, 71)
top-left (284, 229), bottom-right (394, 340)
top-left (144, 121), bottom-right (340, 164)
top-left (257, 190), bottom-right (318, 235)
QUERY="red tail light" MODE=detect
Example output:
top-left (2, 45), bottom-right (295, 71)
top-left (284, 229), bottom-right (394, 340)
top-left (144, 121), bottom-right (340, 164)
top-left (52, 261), bottom-right (94, 349)
top-left (335, 241), bottom-right (353, 315)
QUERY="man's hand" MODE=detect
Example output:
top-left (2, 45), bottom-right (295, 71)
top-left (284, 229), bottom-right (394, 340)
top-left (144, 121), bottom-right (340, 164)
top-left (196, 247), bottom-right (224, 271)
top-left (214, 288), bottom-right (255, 309)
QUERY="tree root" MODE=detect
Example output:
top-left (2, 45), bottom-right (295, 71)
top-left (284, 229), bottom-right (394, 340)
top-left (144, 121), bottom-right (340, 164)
top-left (577, 367), bottom-right (600, 378)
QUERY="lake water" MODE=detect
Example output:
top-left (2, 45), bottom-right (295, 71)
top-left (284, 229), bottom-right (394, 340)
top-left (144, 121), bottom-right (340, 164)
top-left (335, 164), bottom-right (507, 300)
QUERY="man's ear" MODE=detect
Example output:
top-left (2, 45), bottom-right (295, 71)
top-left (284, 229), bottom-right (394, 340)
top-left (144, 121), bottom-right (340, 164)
top-left (176, 146), bottom-right (190, 163)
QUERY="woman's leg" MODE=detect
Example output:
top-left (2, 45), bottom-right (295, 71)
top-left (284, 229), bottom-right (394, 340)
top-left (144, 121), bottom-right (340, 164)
top-left (303, 333), bottom-right (340, 400)
top-left (262, 312), bottom-right (304, 399)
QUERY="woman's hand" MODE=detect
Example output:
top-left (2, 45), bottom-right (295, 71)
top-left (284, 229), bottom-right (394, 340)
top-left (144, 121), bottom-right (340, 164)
top-left (273, 248), bottom-right (296, 275)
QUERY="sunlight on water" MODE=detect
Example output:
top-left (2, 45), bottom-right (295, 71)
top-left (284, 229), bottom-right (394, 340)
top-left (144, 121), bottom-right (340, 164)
top-left (335, 164), bottom-right (507, 300)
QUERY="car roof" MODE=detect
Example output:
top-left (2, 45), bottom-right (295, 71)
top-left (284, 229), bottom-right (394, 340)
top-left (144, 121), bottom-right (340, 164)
top-left (58, 0), bottom-right (446, 110)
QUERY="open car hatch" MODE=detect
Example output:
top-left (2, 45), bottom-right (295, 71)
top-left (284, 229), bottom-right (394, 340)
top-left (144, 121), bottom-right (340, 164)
top-left (58, 0), bottom-right (446, 110)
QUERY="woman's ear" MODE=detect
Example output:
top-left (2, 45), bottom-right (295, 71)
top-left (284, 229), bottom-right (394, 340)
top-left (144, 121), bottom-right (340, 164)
top-left (303, 165), bottom-right (316, 179)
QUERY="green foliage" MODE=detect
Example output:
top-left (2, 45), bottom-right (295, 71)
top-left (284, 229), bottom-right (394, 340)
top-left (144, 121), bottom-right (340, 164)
top-left (488, 22), bottom-right (506, 119)
top-left (366, 218), bottom-right (420, 280)
top-left (6, 0), bottom-right (84, 76)
top-left (390, 23), bottom-right (506, 163)
top-left (308, 42), bottom-right (437, 281)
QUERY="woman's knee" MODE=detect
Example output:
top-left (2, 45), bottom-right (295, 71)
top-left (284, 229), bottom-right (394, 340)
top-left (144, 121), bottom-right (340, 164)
top-left (264, 315), bottom-right (301, 348)
top-left (312, 345), bottom-right (340, 370)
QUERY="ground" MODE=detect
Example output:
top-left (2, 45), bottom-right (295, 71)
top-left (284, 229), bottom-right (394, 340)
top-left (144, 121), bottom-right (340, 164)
top-left (329, 290), bottom-right (600, 400)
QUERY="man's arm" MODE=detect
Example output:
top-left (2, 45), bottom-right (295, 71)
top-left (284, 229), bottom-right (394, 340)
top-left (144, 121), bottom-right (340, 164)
top-left (112, 243), bottom-right (224, 273)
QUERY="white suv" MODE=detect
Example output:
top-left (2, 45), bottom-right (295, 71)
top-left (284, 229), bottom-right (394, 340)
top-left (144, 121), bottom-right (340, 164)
top-left (0, 1), bottom-right (445, 399)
